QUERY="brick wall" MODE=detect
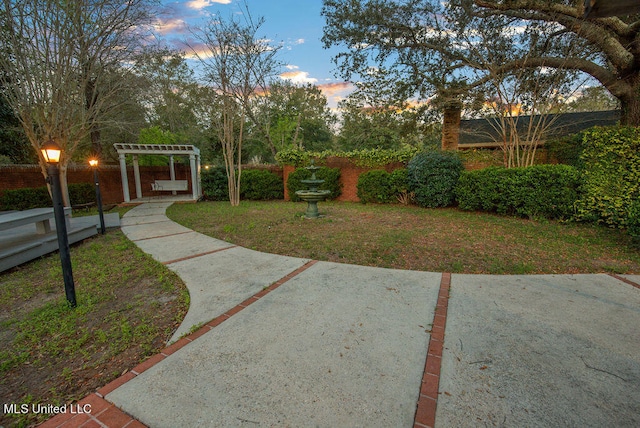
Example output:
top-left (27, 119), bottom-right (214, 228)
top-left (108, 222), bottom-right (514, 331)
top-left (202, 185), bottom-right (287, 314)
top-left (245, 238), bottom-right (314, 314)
top-left (3, 156), bottom-right (515, 205)
top-left (283, 157), bottom-right (405, 202)
top-left (0, 164), bottom-right (194, 205)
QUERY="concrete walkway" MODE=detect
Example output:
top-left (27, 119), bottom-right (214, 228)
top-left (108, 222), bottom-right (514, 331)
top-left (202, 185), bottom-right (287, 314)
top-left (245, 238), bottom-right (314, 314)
top-left (41, 202), bottom-right (640, 428)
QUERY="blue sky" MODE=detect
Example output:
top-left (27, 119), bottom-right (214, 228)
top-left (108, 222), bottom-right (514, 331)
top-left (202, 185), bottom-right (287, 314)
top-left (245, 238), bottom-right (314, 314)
top-left (157, 0), bottom-right (354, 107)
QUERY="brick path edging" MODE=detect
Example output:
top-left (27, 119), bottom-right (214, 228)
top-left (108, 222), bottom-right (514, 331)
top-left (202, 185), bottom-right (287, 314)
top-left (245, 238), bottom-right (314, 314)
top-left (414, 272), bottom-right (451, 428)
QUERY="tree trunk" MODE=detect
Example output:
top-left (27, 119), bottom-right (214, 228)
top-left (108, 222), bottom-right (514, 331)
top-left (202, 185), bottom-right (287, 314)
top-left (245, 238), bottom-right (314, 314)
top-left (619, 91), bottom-right (640, 127)
top-left (441, 101), bottom-right (462, 150)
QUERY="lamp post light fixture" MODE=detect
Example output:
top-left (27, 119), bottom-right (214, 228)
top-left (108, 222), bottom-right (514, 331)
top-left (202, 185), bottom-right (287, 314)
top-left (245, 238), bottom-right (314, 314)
top-left (41, 140), bottom-right (77, 307)
top-left (89, 158), bottom-right (106, 234)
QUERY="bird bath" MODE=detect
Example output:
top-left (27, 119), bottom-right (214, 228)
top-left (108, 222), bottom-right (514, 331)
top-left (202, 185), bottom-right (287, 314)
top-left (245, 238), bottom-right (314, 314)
top-left (295, 160), bottom-right (331, 218)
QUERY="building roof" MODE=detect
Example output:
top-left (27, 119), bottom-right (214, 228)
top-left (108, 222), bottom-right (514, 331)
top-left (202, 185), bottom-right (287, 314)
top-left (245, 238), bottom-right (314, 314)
top-left (459, 110), bottom-right (620, 147)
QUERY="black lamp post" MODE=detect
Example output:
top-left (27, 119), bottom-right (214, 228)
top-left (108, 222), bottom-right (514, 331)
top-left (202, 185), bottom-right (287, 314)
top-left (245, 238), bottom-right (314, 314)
top-left (41, 140), bottom-right (77, 307)
top-left (89, 158), bottom-right (105, 234)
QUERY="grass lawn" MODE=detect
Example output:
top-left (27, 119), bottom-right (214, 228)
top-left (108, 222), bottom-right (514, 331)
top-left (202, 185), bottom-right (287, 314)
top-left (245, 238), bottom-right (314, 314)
top-left (0, 230), bottom-right (189, 428)
top-left (167, 200), bottom-right (640, 274)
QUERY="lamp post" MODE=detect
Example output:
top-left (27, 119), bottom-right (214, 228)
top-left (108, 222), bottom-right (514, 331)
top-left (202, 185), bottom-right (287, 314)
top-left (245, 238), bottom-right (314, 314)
top-left (41, 140), bottom-right (77, 307)
top-left (89, 158), bottom-right (105, 234)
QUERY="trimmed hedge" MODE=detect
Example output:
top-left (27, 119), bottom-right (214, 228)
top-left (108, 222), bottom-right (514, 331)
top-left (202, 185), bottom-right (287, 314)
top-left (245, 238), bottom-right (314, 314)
top-left (239, 169), bottom-right (283, 200)
top-left (0, 183), bottom-right (95, 211)
top-left (201, 167), bottom-right (229, 201)
top-left (455, 164), bottom-right (581, 220)
top-left (407, 151), bottom-right (464, 208)
top-left (286, 167), bottom-right (342, 202)
top-left (627, 200), bottom-right (640, 248)
top-left (575, 126), bottom-right (640, 228)
top-left (201, 167), bottom-right (284, 201)
top-left (357, 170), bottom-right (394, 204)
top-left (356, 168), bottom-right (411, 204)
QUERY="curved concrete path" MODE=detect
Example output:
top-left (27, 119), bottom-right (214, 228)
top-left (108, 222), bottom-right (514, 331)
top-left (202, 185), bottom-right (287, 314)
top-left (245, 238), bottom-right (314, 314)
top-left (41, 202), bottom-right (640, 428)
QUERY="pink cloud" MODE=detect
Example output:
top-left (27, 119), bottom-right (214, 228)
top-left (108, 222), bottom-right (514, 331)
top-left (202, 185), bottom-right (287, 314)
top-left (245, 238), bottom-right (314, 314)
top-left (155, 17), bottom-right (189, 36)
top-left (186, 0), bottom-right (231, 10)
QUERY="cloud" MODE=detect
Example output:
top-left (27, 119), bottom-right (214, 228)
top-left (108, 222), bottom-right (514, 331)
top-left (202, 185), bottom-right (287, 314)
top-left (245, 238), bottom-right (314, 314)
top-left (318, 82), bottom-right (354, 97)
top-left (186, 0), bottom-right (231, 10)
top-left (285, 65), bottom-right (299, 70)
top-left (318, 82), bottom-right (355, 108)
top-left (181, 41), bottom-right (216, 60)
top-left (280, 71), bottom-right (318, 85)
top-left (155, 17), bottom-right (189, 36)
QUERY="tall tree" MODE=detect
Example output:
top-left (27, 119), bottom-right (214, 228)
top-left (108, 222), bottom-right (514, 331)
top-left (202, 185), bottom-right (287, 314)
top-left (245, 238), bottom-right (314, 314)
top-left (337, 71), bottom-right (439, 151)
top-left (134, 49), bottom-right (200, 137)
top-left (322, 0), bottom-right (640, 126)
top-left (0, 0), bottom-right (156, 206)
top-left (193, 5), bottom-right (281, 206)
top-left (253, 81), bottom-right (336, 157)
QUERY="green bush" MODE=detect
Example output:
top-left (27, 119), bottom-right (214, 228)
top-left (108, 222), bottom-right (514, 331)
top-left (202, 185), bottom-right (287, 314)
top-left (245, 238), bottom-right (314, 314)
top-left (407, 151), bottom-right (464, 208)
top-left (201, 167), bottom-right (229, 201)
top-left (240, 169), bottom-right (284, 200)
top-left (69, 183), bottom-right (95, 206)
top-left (356, 168), bottom-right (411, 204)
top-left (389, 168), bottom-right (411, 203)
top-left (0, 183), bottom-right (95, 211)
top-left (287, 167), bottom-right (342, 202)
top-left (357, 170), bottom-right (393, 204)
top-left (201, 168), bottom-right (284, 201)
top-left (575, 126), bottom-right (640, 228)
top-left (627, 200), bottom-right (640, 248)
top-left (0, 187), bottom-right (51, 210)
top-left (455, 165), bottom-right (582, 220)
top-left (546, 130), bottom-right (587, 168)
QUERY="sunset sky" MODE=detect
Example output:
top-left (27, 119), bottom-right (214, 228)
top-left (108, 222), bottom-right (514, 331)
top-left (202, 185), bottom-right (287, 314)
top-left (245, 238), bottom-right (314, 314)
top-left (157, 0), bottom-right (354, 107)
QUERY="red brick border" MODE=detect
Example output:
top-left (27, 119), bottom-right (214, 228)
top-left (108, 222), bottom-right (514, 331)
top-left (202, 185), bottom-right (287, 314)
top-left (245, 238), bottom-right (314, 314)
top-left (414, 272), bottom-right (451, 428)
top-left (162, 246), bottom-right (238, 265)
top-left (37, 259), bottom-right (319, 428)
top-left (609, 273), bottom-right (640, 290)
top-left (37, 393), bottom-right (144, 428)
top-left (128, 230), bottom-right (193, 242)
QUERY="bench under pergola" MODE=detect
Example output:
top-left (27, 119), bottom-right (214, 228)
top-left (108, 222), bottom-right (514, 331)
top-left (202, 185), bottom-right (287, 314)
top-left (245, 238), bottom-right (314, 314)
top-left (114, 143), bottom-right (201, 202)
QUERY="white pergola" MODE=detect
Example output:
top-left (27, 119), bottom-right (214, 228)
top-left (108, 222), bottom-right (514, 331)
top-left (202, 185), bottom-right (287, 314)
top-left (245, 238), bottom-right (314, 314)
top-left (114, 143), bottom-right (202, 202)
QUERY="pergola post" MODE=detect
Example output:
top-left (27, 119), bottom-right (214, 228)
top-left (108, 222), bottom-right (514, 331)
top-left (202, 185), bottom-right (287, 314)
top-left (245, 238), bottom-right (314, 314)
top-left (118, 153), bottom-right (130, 203)
top-left (132, 155), bottom-right (142, 199)
top-left (169, 155), bottom-right (177, 195)
top-left (189, 153), bottom-right (199, 200)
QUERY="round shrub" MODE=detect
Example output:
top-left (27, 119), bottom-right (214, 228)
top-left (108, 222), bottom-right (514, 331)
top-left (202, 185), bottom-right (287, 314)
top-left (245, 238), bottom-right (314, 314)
top-left (357, 170), bottom-right (393, 204)
top-left (407, 151), bottom-right (464, 208)
top-left (240, 169), bottom-right (283, 200)
top-left (286, 167), bottom-right (342, 202)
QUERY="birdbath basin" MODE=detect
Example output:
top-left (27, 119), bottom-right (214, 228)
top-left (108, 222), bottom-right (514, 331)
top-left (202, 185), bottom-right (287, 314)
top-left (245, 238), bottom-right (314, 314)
top-left (295, 160), bottom-right (331, 218)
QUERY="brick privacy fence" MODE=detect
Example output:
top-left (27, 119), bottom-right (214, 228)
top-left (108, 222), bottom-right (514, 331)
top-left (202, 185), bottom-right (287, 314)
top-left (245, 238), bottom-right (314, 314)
top-left (0, 164), bottom-right (195, 205)
top-left (283, 157), bottom-right (406, 202)
top-left (2, 156), bottom-right (511, 205)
